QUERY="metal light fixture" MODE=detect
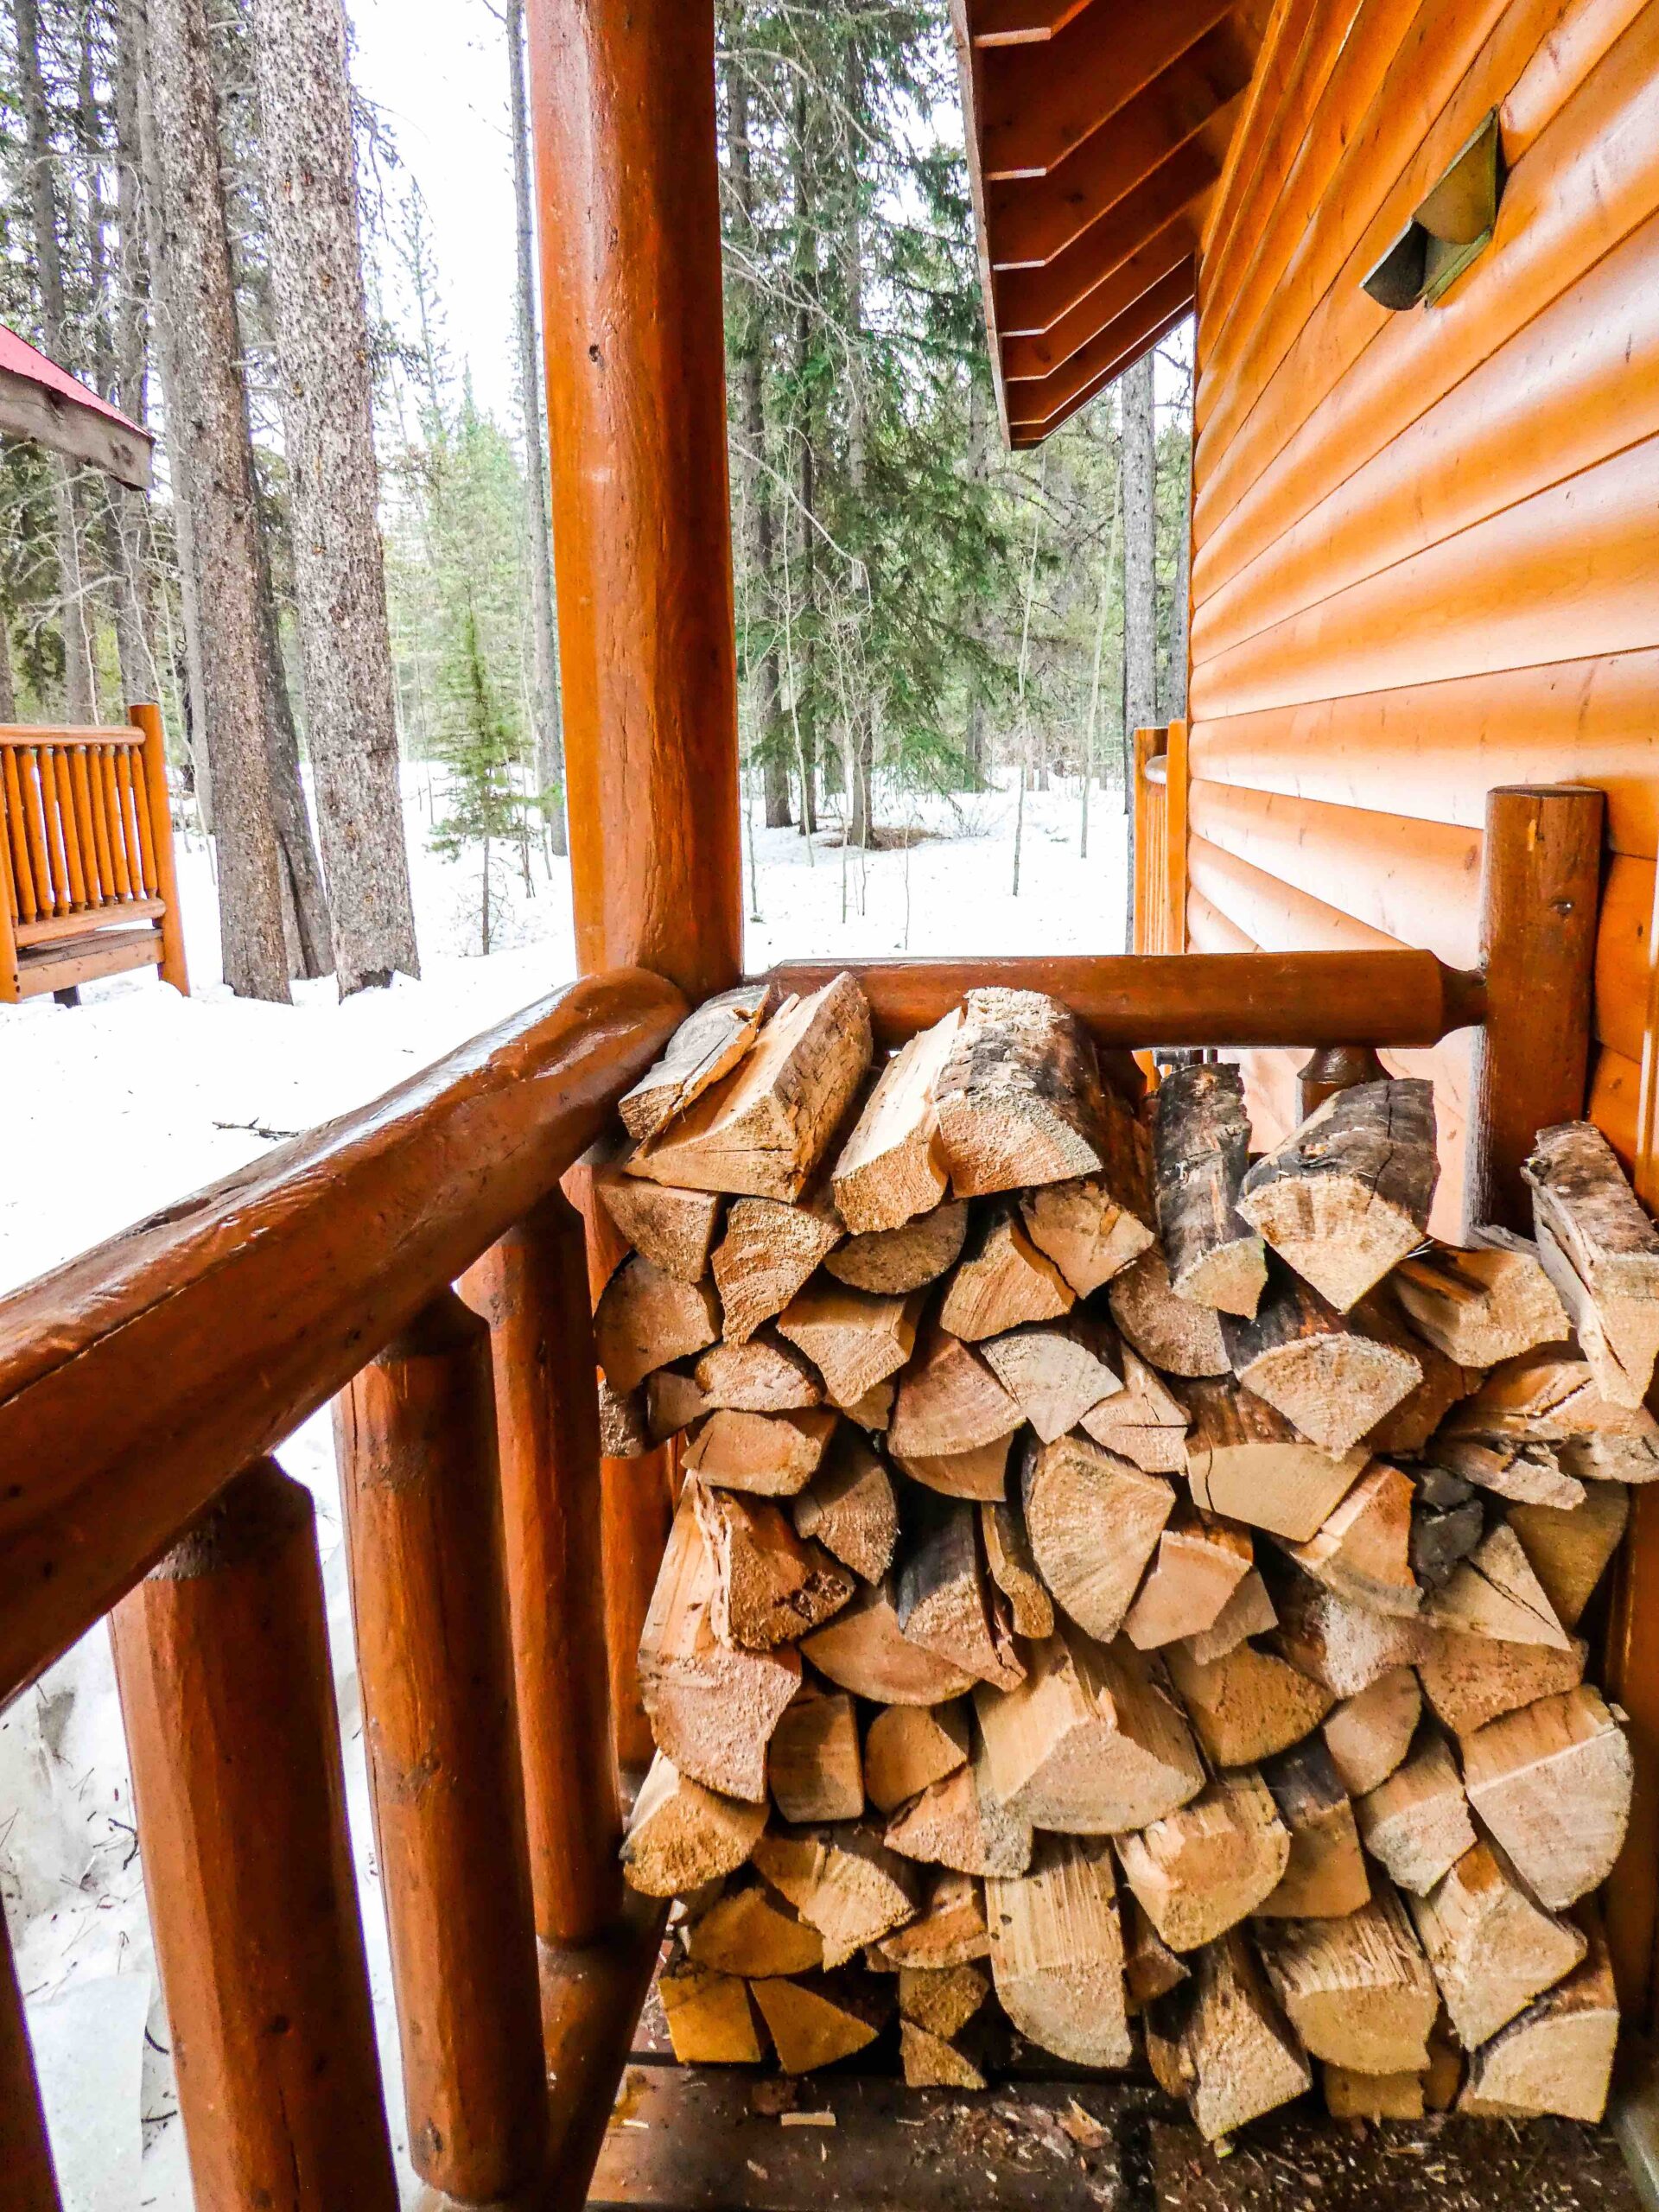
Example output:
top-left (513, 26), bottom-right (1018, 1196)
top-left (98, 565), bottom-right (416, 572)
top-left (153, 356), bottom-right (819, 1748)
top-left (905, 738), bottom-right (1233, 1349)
top-left (1362, 111), bottom-right (1506, 311)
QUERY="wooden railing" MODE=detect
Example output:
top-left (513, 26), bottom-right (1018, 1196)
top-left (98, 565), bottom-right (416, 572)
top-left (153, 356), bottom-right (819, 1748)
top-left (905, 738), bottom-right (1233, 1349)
top-left (1130, 719), bottom-right (1188, 957)
top-left (0, 703), bottom-right (188, 1003)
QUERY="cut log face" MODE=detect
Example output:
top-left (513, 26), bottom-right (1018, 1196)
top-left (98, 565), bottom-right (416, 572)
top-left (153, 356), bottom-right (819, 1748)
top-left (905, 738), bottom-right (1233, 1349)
top-left (776, 1281), bottom-right (921, 1408)
top-left (1355, 1730), bottom-right (1476, 1896)
top-left (932, 988), bottom-right (1109, 1197)
top-left (749, 1970), bottom-right (889, 2073)
top-left (1408, 1838), bottom-right (1588, 2050)
top-left (898, 1961), bottom-right (989, 2039)
top-left (1181, 1567), bottom-right (1277, 1665)
top-left (979, 1313), bottom-right (1122, 1444)
top-left (1430, 1437), bottom-right (1583, 1511)
top-left (1257, 1737), bottom-right (1370, 1919)
top-left (1394, 1231), bottom-right (1570, 1368)
top-left (683, 1880), bottom-right (825, 1977)
top-left (899, 2019), bottom-right (988, 2089)
top-left (800, 1578), bottom-right (977, 1706)
top-left (873, 1867), bottom-right (988, 1967)
top-left (985, 1832), bottom-right (1133, 2068)
top-left (657, 1958), bottom-right (766, 2065)
top-left (1153, 1062), bottom-right (1267, 1318)
top-left (1444, 1347), bottom-right (1659, 1455)
top-left (1183, 1378), bottom-right (1369, 1542)
top-left (893, 1435), bottom-right (1013, 1502)
top-left (1237, 1077), bottom-right (1440, 1313)
top-left (691, 1479), bottom-right (855, 1649)
top-left (886, 1741), bottom-right (1033, 1878)
top-left (1358, 1288), bottom-right (1483, 1455)
top-left (595, 1165), bottom-right (725, 1286)
top-left (594, 1255), bottom-right (722, 1394)
top-left (1505, 1484), bottom-right (1629, 1631)
top-left (1177, 1929), bottom-right (1313, 2143)
top-left (1427, 1522), bottom-right (1572, 1651)
top-left (1123, 1507), bottom-right (1253, 1651)
top-left (975, 1624), bottom-right (1205, 1834)
top-left (1287, 1461), bottom-right (1420, 1618)
top-left (1525, 1120), bottom-right (1659, 1405)
top-left (938, 1204), bottom-right (1075, 1341)
top-left (1460, 1686), bottom-right (1633, 1910)
top-left (1256, 1887), bottom-right (1437, 2075)
top-left (1273, 1578), bottom-right (1427, 1698)
top-left (619, 981), bottom-right (781, 1142)
top-left (1115, 1769), bottom-right (1289, 1951)
top-left (638, 1496), bottom-right (802, 1801)
top-left (1109, 1248), bottom-right (1230, 1377)
top-left (1162, 1637), bottom-right (1335, 1768)
top-left (683, 1408), bottom-right (839, 1496)
top-left (864, 1700), bottom-right (970, 1815)
top-left (1020, 1432), bottom-right (1174, 1643)
top-left (826, 1200), bottom-right (969, 1295)
top-left (694, 1332), bottom-right (824, 1412)
top-left (753, 1825), bottom-right (919, 1968)
top-left (980, 1498), bottom-right (1056, 1640)
top-left (621, 1751), bottom-right (767, 1896)
top-left (830, 1008), bottom-right (961, 1233)
top-left (1124, 1895), bottom-right (1191, 2006)
top-left (1416, 1630), bottom-right (1587, 1739)
top-left (1080, 1339), bottom-right (1190, 1472)
top-left (1020, 1172), bottom-right (1154, 1300)
top-left (1224, 1269), bottom-right (1421, 1458)
top-left (712, 1192), bottom-right (843, 1344)
top-left (1324, 2064), bottom-right (1424, 2121)
top-left (1460, 1906), bottom-right (1617, 2122)
top-left (632, 974), bottom-right (874, 1200)
top-left (791, 1430), bottom-right (899, 1583)
top-left (646, 1365), bottom-right (714, 1444)
top-left (767, 1687), bottom-right (865, 1826)
top-left (1322, 1666), bottom-right (1422, 1798)
top-left (888, 1315), bottom-right (1021, 1457)
top-left (897, 1496), bottom-right (1026, 1692)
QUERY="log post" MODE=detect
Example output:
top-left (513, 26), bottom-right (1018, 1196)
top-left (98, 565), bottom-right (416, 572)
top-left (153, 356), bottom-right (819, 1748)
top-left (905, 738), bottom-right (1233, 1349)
top-left (128, 702), bottom-right (189, 995)
top-left (460, 1192), bottom-right (626, 1946)
top-left (1164, 716), bottom-right (1189, 957)
top-left (1296, 1045), bottom-right (1387, 1122)
top-left (1, 1917), bottom-right (59, 2212)
top-left (334, 1294), bottom-right (547, 2204)
top-left (109, 1460), bottom-right (397, 2212)
top-left (1467, 785), bottom-right (1603, 1234)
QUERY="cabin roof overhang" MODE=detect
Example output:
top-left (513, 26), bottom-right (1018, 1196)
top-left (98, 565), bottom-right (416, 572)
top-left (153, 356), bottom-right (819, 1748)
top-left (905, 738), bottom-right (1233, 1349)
top-left (951, 0), bottom-right (1269, 448)
top-left (0, 324), bottom-right (154, 490)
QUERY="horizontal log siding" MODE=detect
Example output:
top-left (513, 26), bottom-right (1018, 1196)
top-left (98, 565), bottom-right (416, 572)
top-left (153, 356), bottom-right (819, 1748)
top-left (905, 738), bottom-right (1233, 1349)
top-left (1188, 0), bottom-right (1659, 1195)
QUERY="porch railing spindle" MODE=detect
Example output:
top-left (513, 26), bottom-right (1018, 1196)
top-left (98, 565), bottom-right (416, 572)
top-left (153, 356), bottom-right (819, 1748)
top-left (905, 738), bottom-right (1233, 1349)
top-left (1, 1916), bottom-right (62, 2212)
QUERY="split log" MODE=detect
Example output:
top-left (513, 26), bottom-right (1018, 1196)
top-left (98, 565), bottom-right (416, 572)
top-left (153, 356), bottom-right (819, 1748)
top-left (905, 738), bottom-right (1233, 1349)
top-left (777, 1281), bottom-right (920, 1408)
top-left (899, 1961), bottom-right (988, 2039)
top-left (1020, 1433), bottom-right (1174, 1643)
top-left (619, 981), bottom-right (781, 1141)
top-left (1256, 1738), bottom-right (1370, 1918)
top-left (1182, 1378), bottom-right (1368, 1541)
top-left (1324, 2065), bottom-right (1424, 2120)
top-left (886, 1742), bottom-right (1033, 1878)
top-left (1322, 1666), bottom-right (1422, 1797)
top-left (1124, 1896), bottom-right (1190, 2006)
top-left (980, 1498), bottom-right (1055, 1639)
top-left (594, 1255), bottom-right (721, 1394)
top-left (899, 2021), bottom-right (987, 2089)
top-left (1153, 1062), bottom-right (1266, 1317)
top-left (1255, 1888), bottom-right (1436, 2075)
top-left (864, 1700), bottom-right (969, 1815)
top-left (938, 1204), bottom-right (1075, 1340)
top-left (1505, 1484), bottom-right (1629, 1630)
top-left (620, 1751), bottom-right (766, 1896)
top-left (829, 1008), bottom-right (961, 1232)
top-left (1394, 1230), bottom-right (1569, 1368)
top-left (1286, 1462), bottom-right (1420, 1618)
top-left (842, 1379), bottom-right (894, 1430)
top-left (931, 988), bottom-right (1109, 1195)
top-left (976, 1624), bottom-right (1205, 1834)
top-left (1173, 1930), bottom-right (1313, 2143)
top-left (1079, 1341), bottom-right (1190, 1472)
top-left (1460, 1686), bottom-right (1632, 1910)
top-left (1020, 1179), bottom-right (1154, 1305)
top-left (800, 1578), bottom-right (976, 1705)
top-left (1408, 1465), bottom-right (1484, 1592)
top-left (1416, 1630), bottom-right (1586, 1738)
top-left (893, 1436), bottom-right (1012, 1502)
top-left (791, 1430), bottom-right (899, 1583)
top-left (631, 972), bottom-right (873, 1199)
top-left (985, 1833), bottom-right (1132, 2068)
top-left (1115, 1769), bottom-right (1289, 1951)
top-left (887, 1315), bottom-right (1020, 1457)
top-left (598, 1376), bottom-right (651, 1458)
top-left (749, 1971), bottom-right (889, 2073)
top-left (712, 1192), bottom-right (842, 1343)
top-left (1443, 1348), bottom-right (1659, 1470)
top-left (1460, 1906), bottom-right (1616, 2121)
top-left (896, 1496), bottom-right (1025, 1691)
top-left (1237, 1077), bottom-right (1439, 1312)
top-left (872, 1868), bottom-right (988, 1967)
top-left (1354, 1730), bottom-right (1476, 1896)
top-left (595, 1165), bottom-right (724, 1285)
top-left (767, 1686), bottom-right (864, 1826)
top-left (1524, 1120), bottom-right (1659, 1406)
top-left (690, 1480), bottom-right (854, 1649)
top-left (1181, 1568), bottom-right (1277, 1664)
top-left (979, 1313), bottom-right (1122, 1443)
top-left (1123, 1507), bottom-right (1253, 1650)
top-left (1431, 1436), bottom-right (1583, 1510)
top-left (1358, 1290), bottom-right (1483, 1454)
top-left (1162, 1637), bottom-right (1335, 1767)
top-left (1223, 1270), bottom-right (1421, 1458)
top-left (753, 1826), bottom-right (918, 1968)
top-left (646, 1366), bottom-right (712, 1442)
top-left (638, 1497), bottom-right (801, 1800)
top-left (683, 1407), bottom-right (837, 1496)
top-left (683, 1881), bottom-right (823, 1976)
top-left (694, 1331), bottom-right (823, 1412)
top-left (1408, 1838), bottom-right (1587, 2050)
top-left (1109, 1248), bottom-right (1230, 1376)
top-left (825, 1199), bottom-right (969, 1294)
top-left (657, 1958), bottom-right (766, 2065)
top-left (1273, 1578), bottom-right (1427, 1698)
top-left (1427, 1522), bottom-right (1572, 1650)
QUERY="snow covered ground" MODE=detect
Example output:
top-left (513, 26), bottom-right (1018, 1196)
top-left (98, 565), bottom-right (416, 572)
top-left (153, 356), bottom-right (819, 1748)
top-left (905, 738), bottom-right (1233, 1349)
top-left (0, 767), bottom-right (1127, 2208)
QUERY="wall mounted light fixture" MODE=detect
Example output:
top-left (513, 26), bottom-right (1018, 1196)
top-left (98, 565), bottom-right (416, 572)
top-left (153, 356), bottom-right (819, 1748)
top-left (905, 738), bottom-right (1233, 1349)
top-left (1363, 111), bottom-right (1506, 312)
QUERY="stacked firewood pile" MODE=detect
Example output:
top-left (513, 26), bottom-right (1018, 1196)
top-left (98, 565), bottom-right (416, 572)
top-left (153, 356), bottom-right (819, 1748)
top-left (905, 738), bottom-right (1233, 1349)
top-left (590, 971), bottom-right (1649, 2139)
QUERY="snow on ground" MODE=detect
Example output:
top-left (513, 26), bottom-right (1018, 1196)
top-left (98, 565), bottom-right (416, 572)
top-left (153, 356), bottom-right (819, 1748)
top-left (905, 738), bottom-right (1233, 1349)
top-left (0, 766), bottom-right (1126, 2208)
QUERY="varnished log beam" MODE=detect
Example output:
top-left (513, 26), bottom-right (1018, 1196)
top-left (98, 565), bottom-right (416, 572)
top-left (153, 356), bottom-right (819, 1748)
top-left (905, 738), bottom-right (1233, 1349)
top-left (1, 1878), bottom-right (62, 2210)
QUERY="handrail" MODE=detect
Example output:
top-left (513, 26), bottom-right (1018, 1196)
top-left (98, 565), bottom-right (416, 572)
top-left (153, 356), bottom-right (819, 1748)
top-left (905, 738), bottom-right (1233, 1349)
top-left (0, 963), bottom-right (685, 1707)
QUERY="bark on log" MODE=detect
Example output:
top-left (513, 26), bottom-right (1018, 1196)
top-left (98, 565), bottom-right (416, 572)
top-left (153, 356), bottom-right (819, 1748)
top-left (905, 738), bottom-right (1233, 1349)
top-left (1153, 1063), bottom-right (1266, 1317)
top-left (932, 988), bottom-right (1110, 1195)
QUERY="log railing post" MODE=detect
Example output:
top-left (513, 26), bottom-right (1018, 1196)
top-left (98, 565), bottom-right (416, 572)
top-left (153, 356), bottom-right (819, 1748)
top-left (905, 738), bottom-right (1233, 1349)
top-left (334, 1292), bottom-right (547, 2205)
top-left (2, 1917), bottom-right (60, 2212)
top-left (128, 702), bottom-right (189, 995)
top-left (460, 1192), bottom-right (626, 1948)
top-left (109, 1460), bottom-right (397, 2212)
top-left (1164, 715), bottom-right (1189, 957)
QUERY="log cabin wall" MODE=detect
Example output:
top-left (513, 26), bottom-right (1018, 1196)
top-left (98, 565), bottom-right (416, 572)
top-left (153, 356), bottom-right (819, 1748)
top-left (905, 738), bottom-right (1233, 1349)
top-left (1185, 0), bottom-right (1659, 1225)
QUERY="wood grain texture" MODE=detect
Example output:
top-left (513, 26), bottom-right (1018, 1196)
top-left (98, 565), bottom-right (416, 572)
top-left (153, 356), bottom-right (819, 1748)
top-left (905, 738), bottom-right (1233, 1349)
top-left (0, 1915), bottom-right (58, 2211)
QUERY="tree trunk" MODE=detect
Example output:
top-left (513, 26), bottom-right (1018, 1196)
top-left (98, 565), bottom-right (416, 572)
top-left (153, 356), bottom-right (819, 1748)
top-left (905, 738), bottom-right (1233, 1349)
top-left (1122, 352), bottom-right (1157, 738)
top-left (963, 375), bottom-right (989, 792)
top-left (1165, 389), bottom-right (1192, 722)
top-left (0, 613), bottom-right (17, 721)
top-left (790, 81), bottom-right (817, 839)
top-left (139, 0), bottom-right (290, 1001)
top-left (506, 0), bottom-right (565, 855)
top-left (842, 22), bottom-right (874, 850)
top-left (246, 0), bottom-right (421, 993)
top-left (108, 8), bottom-right (160, 706)
top-left (253, 512), bottom-right (335, 978)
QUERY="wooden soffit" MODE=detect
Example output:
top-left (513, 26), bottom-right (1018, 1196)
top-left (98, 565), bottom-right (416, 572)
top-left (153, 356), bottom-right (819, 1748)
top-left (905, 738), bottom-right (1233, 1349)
top-left (0, 325), bottom-right (153, 490)
top-left (952, 0), bottom-right (1268, 448)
